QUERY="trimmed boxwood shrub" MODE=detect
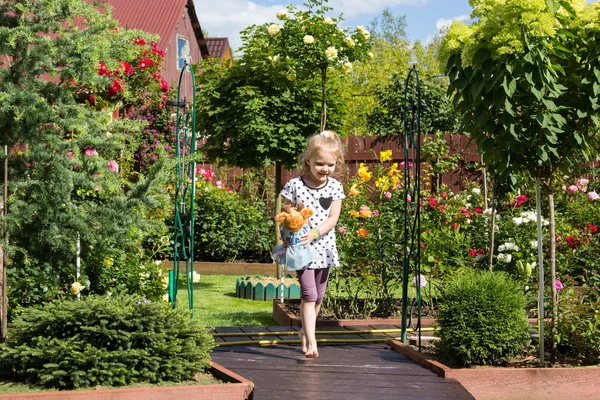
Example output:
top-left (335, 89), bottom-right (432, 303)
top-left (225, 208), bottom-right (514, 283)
top-left (434, 269), bottom-right (530, 367)
top-left (0, 294), bottom-right (215, 389)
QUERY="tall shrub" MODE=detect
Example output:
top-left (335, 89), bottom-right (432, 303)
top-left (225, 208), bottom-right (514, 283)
top-left (435, 270), bottom-right (530, 367)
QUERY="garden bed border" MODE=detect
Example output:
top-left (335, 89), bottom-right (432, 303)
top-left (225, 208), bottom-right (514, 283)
top-left (388, 340), bottom-right (600, 400)
top-left (0, 362), bottom-right (254, 400)
top-left (272, 298), bottom-right (437, 327)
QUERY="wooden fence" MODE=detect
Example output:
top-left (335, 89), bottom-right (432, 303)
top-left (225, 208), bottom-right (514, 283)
top-left (195, 134), bottom-right (483, 194)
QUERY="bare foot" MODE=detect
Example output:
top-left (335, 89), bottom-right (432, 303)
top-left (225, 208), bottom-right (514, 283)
top-left (298, 329), bottom-right (307, 353)
top-left (304, 342), bottom-right (319, 358)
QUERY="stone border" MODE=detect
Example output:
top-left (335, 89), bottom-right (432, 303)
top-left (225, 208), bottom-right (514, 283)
top-left (388, 340), bottom-right (600, 400)
top-left (0, 362), bottom-right (254, 400)
top-left (272, 299), bottom-right (437, 327)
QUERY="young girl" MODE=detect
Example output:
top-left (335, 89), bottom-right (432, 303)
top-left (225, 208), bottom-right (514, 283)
top-left (280, 130), bottom-right (345, 358)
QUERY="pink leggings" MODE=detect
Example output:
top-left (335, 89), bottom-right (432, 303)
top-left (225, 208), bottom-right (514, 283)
top-left (296, 268), bottom-right (330, 305)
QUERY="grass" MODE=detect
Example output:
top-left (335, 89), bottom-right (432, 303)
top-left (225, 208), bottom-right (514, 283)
top-left (177, 274), bottom-right (275, 328)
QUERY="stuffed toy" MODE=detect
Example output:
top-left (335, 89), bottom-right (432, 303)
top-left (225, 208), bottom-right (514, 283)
top-left (271, 203), bottom-right (316, 270)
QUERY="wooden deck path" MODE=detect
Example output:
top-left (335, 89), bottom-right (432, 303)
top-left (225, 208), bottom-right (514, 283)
top-left (210, 326), bottom-right (475, 400)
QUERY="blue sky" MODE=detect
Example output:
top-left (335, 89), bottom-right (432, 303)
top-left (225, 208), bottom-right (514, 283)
top-left (193, 0), bottom-right (599, 54)
top-left (193, 0), bottom-right (474, 53)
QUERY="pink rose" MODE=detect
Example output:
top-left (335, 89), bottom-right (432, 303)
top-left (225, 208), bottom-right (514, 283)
top-left (108, 160), bottom-right (119, 173)
top-left (384, 191), bottom-right (392, 199)
top-left (588, 191), bottom-right (599, 201)
top-left (67, 151), bottom-right (75, 158)
top-left (85, 148), bottom-right (98, 157)
top-left (555, 280), bottom-right (563, 291)
top-left (567, 185), bottom-right (578, 193)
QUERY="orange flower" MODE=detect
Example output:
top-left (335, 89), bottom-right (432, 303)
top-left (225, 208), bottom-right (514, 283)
top-left (357, 228), bottom-right (369, 238)
top-left (348, 210), bottom-right (360, 218)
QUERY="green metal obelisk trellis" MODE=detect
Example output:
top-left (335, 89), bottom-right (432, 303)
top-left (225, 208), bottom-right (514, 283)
top-left (400, 66), bottom-right (423, 350)
top-left (168, 60), bottom-right (197, 316)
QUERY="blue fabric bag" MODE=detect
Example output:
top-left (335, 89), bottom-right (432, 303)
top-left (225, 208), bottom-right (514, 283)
top-left (271, 224), bottom-right (315, 270)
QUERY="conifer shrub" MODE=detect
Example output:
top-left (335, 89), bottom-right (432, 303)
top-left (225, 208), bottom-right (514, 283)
top-left (434, 269), bottom-right (530, 367)
top-left (0, 294), bottom-right (215, 389)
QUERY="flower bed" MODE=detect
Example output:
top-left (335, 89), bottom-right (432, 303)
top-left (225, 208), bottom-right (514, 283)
top-left (0, 362), bottom-right (253, 400)
top-left (388, 340), bottom-right (600, 400)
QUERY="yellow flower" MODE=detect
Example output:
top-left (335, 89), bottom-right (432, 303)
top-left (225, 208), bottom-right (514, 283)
top-left (303, 35), bottom-right (315, 44)
top-left (368, 51), bottom-right (374, 59)
top-left (349, 183), bottom-right (361, 197)
top-left (388, 163), bottom-right (398, 176)
top-left (344, 36), bottom-right (355, 48)
top-left (357, 163), bottom-right (372, 182)
top-left (70, 282), bottom-right (85, 296)
top-left (359, 205), bottom-right (372, 218)
top-left (104, 259), bottom-right (113, 267)
top-left (391, 175), bottom-right (399, 189)
top-left (379, 149), bottom-right (393, 162)
top-left (375, 176), bottom-right (390, 191)
top-left (357, 228), bottom-right (369, 238)
top-left (162, 275), bottom-right (169, 289)
top-left (349, 210), bottom-right (360, 218)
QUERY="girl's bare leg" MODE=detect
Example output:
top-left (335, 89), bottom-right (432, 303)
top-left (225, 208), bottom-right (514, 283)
top-left (299, 302), bottom-right (322, 354)
top-left (300, 299), bottom-right (318, 357)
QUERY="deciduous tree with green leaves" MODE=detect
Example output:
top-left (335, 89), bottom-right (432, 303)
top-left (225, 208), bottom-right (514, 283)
top-left (439, 0), bottom-right (600, 363)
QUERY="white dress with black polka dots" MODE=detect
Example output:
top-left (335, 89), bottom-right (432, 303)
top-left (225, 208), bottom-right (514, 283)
top-left (281, 177), bottom-right (346, 269)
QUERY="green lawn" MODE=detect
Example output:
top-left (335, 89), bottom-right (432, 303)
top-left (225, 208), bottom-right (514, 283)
top-left (176, 274), bottom-right (275, 328)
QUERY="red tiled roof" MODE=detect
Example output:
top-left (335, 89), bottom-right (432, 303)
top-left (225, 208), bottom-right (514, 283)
top-left (100, 0), bottom-right (186, 49)
top-left (205, 37), bottom-right (230, 58)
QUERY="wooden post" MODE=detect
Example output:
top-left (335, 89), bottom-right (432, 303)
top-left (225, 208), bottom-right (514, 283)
top-left (1, 145), bottom-right (8, 342)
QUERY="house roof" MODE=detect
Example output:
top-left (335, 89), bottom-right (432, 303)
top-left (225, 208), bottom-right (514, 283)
top-left (205, 38), bottom-right (231, 58)
top-left (101, 0), bottom-right (209, 57)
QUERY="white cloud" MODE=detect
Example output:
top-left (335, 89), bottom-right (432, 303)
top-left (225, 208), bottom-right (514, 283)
top-left (194, 0), bottom-right (428, 54)
top-left (436, 14), bottom-right (470, 32)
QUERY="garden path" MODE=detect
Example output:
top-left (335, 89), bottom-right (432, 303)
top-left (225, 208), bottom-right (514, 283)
top-left (210, 325), bottom-right (474, 400)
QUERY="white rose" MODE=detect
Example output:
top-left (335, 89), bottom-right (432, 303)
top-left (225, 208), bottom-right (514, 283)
top-left (303, 35), bottom-right (315, 44)
top-left (341, 61), bottom-right (352, 73)
top-left (276, 10), bottom-right (287, 20)
top-left (70, 282), bottom-right (85, 295)
top-left (472, 188), bottom-right (481, 195)
top-left (531, 240), bottom-right (538, 249)
top-left (368, 51), bottom-right (374, 59)
top-left (513, 217), bottom-right (524, 225)
top-left (325, 46), bottom-right (338, 61)
top-left (497, 253), bottom-right (512, 263)
top-left (324, 17), bottom-right (334, 24)
top-left (192, 271), bottom-right (201, 284)
top-left (345, 36), bottom-right (355, 48)
top-left (268, 24), bottom-right (282, 36)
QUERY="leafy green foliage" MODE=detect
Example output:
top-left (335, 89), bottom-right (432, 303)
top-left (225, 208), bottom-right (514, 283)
top-left (195, 56), bottom-right (339, 169)
top-left (0, 0), bottom-right (172, 316)
top-left (555, 279), bottom-right (600, 365)
top-left (435, 270), bottom-right (530, 367)
top-left (368, 75), bottom-right (460, 136)
top-left (0, 294), bottom-right (215, 389)
top-left (194, 180), bottom-right (273, 262)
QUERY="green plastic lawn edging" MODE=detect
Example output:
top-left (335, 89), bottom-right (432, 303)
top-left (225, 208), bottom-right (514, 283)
top-left (235, 276), bottom-right (301, 301)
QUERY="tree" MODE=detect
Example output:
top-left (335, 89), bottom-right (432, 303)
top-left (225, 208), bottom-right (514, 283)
top-left (0, 0), bottom-right (171, 339)
top-left (344, 8), bottom-right (412, 136)
top-left (264, 0), bottom-right (372, 132)
top-left (439, 0), bottom-right (600, 363)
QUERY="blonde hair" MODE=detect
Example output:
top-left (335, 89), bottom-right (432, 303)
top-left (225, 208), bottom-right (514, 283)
top-left (298, 130), bottom-right (345, 177)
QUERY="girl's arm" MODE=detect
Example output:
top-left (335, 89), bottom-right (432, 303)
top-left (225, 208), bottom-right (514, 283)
top-left (301, 199), bottom-right (342, 245)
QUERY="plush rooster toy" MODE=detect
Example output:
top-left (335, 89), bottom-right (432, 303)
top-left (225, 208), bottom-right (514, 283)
top-left (271, 203), bottom-right (315, 270)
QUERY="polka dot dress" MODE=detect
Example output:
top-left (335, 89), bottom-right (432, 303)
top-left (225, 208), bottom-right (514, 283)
top-left (280, 177), bottom-right (345, 269)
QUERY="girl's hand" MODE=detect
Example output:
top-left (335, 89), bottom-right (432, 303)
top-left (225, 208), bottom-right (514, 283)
top-left (300, 228), bottom-right (319, 246)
